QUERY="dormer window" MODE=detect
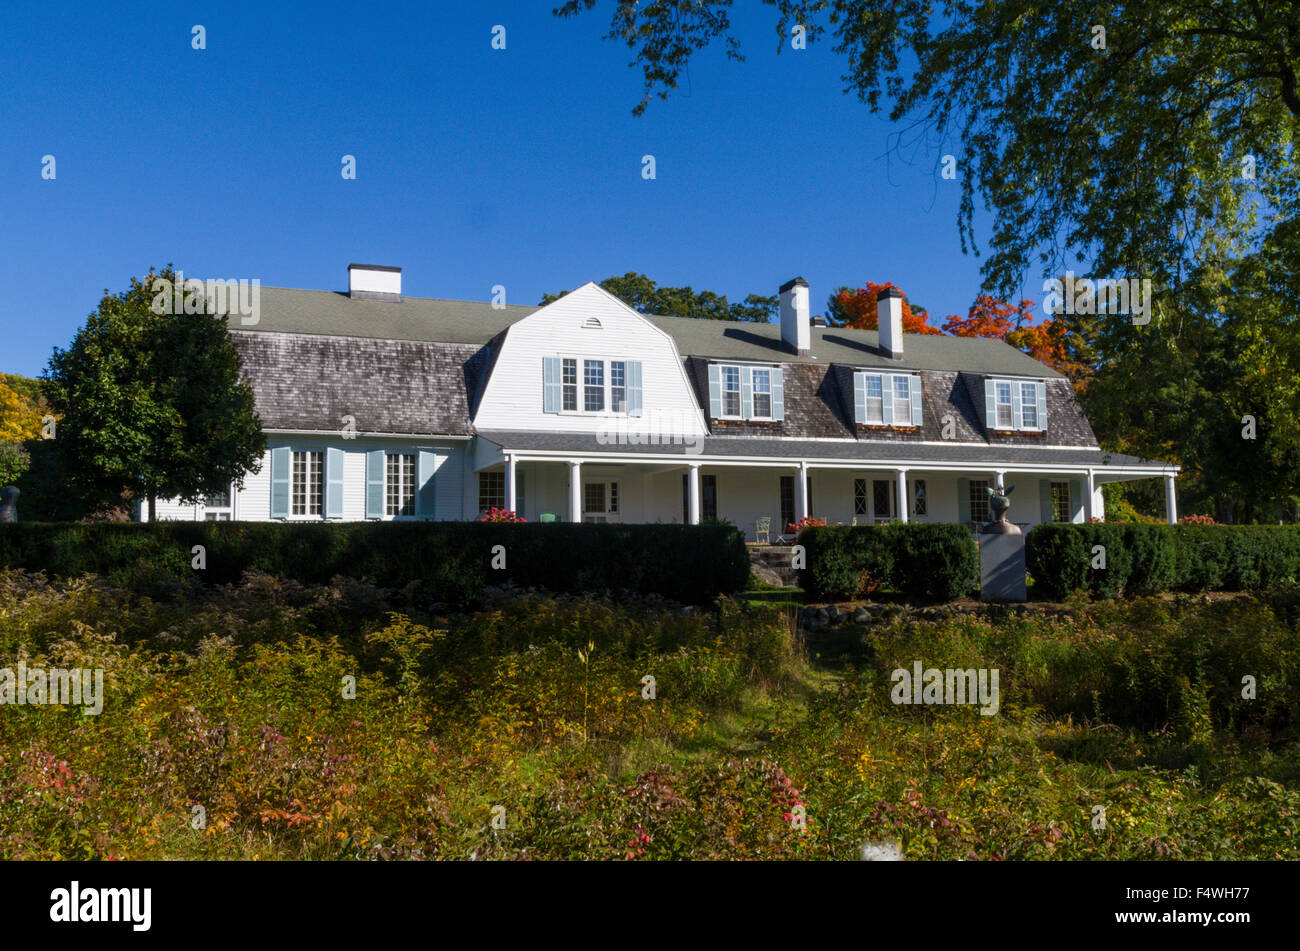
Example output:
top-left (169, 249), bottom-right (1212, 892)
top-left (854, 371), bottom-right (921, 427)
top-left (985, 377), bottom-right (1047, 432)
top-left (707, 363), bottom-right (785, 421)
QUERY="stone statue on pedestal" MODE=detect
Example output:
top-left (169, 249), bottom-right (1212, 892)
top-left (980, 483), bottom-right (1020, 534)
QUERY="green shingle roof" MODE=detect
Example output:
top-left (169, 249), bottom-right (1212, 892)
top-left (227, 286), bottom-right (1062, 378)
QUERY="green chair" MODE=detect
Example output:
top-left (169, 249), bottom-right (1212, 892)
top-left (539, 512), bottom-right (558, 523)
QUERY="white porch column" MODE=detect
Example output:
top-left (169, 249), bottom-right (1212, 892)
top-left (896, 469), bottom-right (909, 523)
top-left (687, 463), bottom-right (701, 525)
top-left (504, 455), bottom-right (516, 513)
top-left (1083, 468), bottom-right (1095, 522)
top-left (568, 461), bottom-right (582, 523)
top-left (994, 469), bottom-right (1006, 491)
top-left (796, 462), bottom-right (809, 522)
top-left (1164, 473), bottom-right (1178, 524)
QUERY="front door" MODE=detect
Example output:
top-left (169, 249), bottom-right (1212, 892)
top-left (583, 481), bottom-right (620, 522)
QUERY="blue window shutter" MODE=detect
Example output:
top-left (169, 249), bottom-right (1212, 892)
top-left (771, 367), bottom-right (784, 421)
top-left (366, 450), bottom-right (385, 518)
top-left (1039, 479), bottom-right (1053, 523)
top-left (853, 371), bottom-right (867, 424)
top-left (707, 364), bottom-right (722, 418)
top-left (627, 361), bottom-right (643, 417)
top-left (882, 375), bottom-right (895, 426)
top-left (984, 378), bottom-right (998, 430)
top-left (542, 357), bottom-right (561, 413)
top-left (1011, 380), bottom-right (1023, 430)
top-left (909, 373), bottom-right (922, 426)
top-left (1069, 478), bottom-right (1083, 523)
top-left (325, 448), bottom-right (345, 518)
top-left (740, 367), bottom-right (753, 419)
top-left (1036, 381), bottom-right (1048, 432)
top-left (958, 478), bottom-right (971, 524)
top-left (417, 450), bottom-right (437, 518)
top-left (270, 447), bottom-right (290, 519)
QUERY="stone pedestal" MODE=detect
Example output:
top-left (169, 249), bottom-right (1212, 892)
top-left (979, 533), bottom-right (1026, 602)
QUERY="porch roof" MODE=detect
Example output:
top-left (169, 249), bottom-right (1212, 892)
top-left (475, 430), bottom-right (1178, 474)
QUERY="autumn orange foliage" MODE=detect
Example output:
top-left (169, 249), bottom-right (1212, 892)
top-left (833, 282), bottom-right (944, 335)
top-left (837, 285), bottom-right (1083, 378)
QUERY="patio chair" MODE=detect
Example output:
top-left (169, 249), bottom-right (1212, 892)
top-left (754, 517), bottom-right (771, 544)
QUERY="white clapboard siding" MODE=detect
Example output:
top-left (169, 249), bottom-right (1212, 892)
top-left (473, 283), bottom-right (708, 437)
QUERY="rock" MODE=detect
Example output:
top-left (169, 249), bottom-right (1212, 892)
top-left (853, 607), bottom-right (870, 624)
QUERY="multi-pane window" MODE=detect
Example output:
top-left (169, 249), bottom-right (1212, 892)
top-left (1020, 382), bottom-right (1039, 428)
top-left (721, 366), bottom-right (742, 417)
top-left (892, 375), bottom-right (911, 422)
top-left (479, 471), bottom-right (505, 513)
top-left (205, 486), bottom-right (231, 508)
top-left (853, 478), bottom-right (868, 516)
top-left (969, 479), bottom-right (991, 523)
top-left (913, 479), bottom-right (928, 517)
top-left (386, 453), bottom-right (415, 517)
top-left (291, 451), bottom-right (323, 516)
top-left (1050, 481), bottom-right (1072, 522)
top-left (995, 382), bottom-right (1014, 428)
top-left (863, 374), bottom-right (884, 424)
top-left (611, 361), bottom-right (627, 413)
top-left (561, 358), bottom-right (578, 411)
top-left (751, 369), bottom-right (772, 418)
top-left (584, 482), bottom-right (619, 520)
top-left (583, 360), bottom-right (605, 412)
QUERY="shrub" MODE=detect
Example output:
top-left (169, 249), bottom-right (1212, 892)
top-left (1028, 523), bottom-right (1300, 598)
top-left (0, 521), bottom-right (750, 606)
top-left (797, 523), bottom-right (976, 602)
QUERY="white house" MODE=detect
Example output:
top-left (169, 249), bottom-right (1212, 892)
top-left (148, 264), bottom-right (1181, 535)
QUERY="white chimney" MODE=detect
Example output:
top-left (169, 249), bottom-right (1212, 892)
top-left (348, 263), bottom-right (402, 301)
top-left (779, 277), bottom-right (811, 356)
top-left (878, 286), bottom-right (904, 359)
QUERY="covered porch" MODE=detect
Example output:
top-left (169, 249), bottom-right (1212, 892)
top-left (472, 432), bottom-right (1180, 539)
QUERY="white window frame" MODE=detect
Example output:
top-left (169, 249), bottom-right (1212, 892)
top-left (892, 375), bottom-right (911, 423)
top-left (863, 373), bottom-right (885, 425)
top-left (720, 365), bottom-right (742, 418)
top-left (203, 482), bottom-right (234, 521)
top-left (995, 382), bottom-right (1014, 429)
top-left (751, 368), bottom-right (773, 419)
top-left (555, 356), bottom-right (633, 417)
top-left (969, 478), bottom-right (991, 523)
top-left (291, 450), bottom-right (324, 518)
top-left (1020, 381), bottom-right (1040, 430)
top-left (386, 452), bottom-right (416, 518)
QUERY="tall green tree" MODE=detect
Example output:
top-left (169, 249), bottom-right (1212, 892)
top-left (541, 271), bottom-right (778, 321)
top-left (45, 267), bottom-right (265, 521)
top-left (558, 0), bottom-right (1300, 297)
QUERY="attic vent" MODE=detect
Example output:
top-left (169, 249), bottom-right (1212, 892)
top-left (581, 317), bottom-right (603, 329)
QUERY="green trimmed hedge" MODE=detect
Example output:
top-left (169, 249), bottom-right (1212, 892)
top-left (797, 523), bottom-right (979, 602)
top-left (1026, 523), bottom-right (1300, 599)
top-left (0, 521), bottom-right (750, 607)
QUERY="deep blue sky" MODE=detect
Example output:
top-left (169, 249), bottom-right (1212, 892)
top-left (0, 0), bottom-right (1034, 378)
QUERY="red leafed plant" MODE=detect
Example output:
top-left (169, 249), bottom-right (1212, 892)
top-left (1178, 513), bottom-right (1218, 525)
top-left (477, 507), bottom-right (526, 523)
top-left (787, 516), bottom-right (826, 534)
